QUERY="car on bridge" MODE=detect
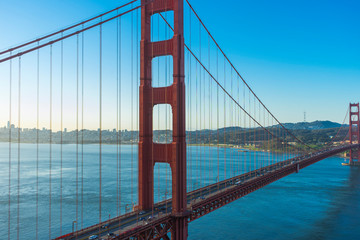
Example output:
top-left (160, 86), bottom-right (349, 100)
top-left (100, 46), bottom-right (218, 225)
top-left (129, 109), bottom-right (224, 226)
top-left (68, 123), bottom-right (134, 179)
top-left (235, 180), bottom-right (243, 185)
top-left (107, 232), bottom-right (117, 239)
top-left (101, 223), bottom-right (109, 229)
top-left (88, 235), bottom-right (98, 240)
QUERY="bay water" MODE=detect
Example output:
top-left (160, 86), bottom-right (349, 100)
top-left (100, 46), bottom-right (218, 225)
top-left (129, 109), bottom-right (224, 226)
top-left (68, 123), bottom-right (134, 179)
top-left (0, 143), bottom-right (359, 239)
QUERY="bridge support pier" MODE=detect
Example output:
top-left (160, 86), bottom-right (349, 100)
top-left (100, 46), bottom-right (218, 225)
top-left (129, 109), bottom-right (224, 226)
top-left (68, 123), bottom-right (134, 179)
top-left (171, 216), bottom-right (188, 240)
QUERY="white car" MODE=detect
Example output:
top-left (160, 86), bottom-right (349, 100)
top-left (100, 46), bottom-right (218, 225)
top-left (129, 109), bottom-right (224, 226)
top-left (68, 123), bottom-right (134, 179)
top-left (235, 180), bottom-right (242, 185)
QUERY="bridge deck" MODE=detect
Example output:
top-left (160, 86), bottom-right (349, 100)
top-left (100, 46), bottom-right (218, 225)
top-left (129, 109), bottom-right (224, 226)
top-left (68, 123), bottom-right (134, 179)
top-left (59, 144), bottom-right (358, 240)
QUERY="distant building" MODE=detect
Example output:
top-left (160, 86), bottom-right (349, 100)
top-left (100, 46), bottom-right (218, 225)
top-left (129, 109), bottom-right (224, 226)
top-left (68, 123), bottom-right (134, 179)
top-left (7, 121), bottom-right (10, 129)
top-left (64, 128), bottom-right (67, 133)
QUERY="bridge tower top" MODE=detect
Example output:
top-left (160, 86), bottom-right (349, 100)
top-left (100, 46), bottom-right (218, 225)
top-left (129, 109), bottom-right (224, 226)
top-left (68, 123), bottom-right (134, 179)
top-left (349, 103), bottom-right (360, 164)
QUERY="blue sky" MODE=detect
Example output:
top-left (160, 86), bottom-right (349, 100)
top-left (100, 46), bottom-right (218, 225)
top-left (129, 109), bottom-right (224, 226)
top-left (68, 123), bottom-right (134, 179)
top-left (0, 0), bottom-right (359, 130)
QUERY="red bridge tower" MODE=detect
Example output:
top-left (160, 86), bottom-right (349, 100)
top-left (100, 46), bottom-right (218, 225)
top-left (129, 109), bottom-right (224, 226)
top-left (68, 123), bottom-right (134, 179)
top-left (139, 0), bottom-right (188, 238)
top-left (349, 103), bottom-right (360, 165)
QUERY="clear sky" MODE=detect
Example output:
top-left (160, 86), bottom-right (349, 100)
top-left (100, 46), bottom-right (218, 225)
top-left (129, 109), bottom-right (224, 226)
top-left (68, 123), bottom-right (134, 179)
top-left (0, 0), bottom-right (359, 130)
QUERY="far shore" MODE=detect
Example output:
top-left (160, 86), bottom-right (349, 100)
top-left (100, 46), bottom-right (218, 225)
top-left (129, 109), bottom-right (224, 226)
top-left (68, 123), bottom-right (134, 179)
top-left (0, 140), bottom-right (291, 154)
top-left (1, 140), bottom-right (345, 157)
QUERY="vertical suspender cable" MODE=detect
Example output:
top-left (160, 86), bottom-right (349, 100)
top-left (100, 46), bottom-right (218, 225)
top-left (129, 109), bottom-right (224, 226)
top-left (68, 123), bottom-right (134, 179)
top-left (258, 101), bottom-right (260, 169)
top-left (81, 25), bottom-right (85, 230)
top-left (248, 89), bottom-right (251, 173)
top-left (49, 45), bottom-right (53, 240)
top-left (60, 35), bottom-right (64, 236)
top-left (131, 4), bottom-right (134, 211)
top-left (76, 34), bottom-right (79, 234)
top-left (271, 117), bottom-right (273, 165)
top-left (268, 112), bottom-right (270, 167)
top-left (236, 75), bottom-right (239, 175)
top-left (17, 56), bottom-right (21, 240)
top-left (216, 48), bottom-right (219, 189)
top-left (253, 95), bottom-right (256, 172)
top-left (157, 14), bottom-right (160, 204)
top-left (277, 118), bottom-right (279, 164)
top-left (262, 103), bottom-right (264, 168)
top-left (36, 45), bottom-right (39, 240)
top-left (60, 34), bottom-right (64, 235)
top-left (259, 102), bottom-right (261, 169)
top-left (135, 6), bottom-right (139, 215)
top-left (195, 30), bottom-right (198, 192)
top-left (118, 16), bottom-right (122, 227)
top-left (243, 82), bottom-right (246, 173)
top-left (116, 10), bottom-right (120, 219)
top-left (202, 22), bottom-right (205, 189)
top-left (99, 21), bottom-right (103, 230)
top-left (231, 68), bottom-right (234, 177)
top-left (204, 36), bottom-right (206, 187)
top-left (230, 68), bottom-right (233, 177)
top-left (208, 34), bottom-right (211, 189)
top-left (8, 53), bottom-right (12, 240)
top-left (188, 7), bottom-right (192, 195)
top-left (136, 5), bottom-right (140, 208)
top-left (187, 8), bottom-right (192, 195)
top-left (199, 21), bottom-right (202, 189)
top-left (224, 58), bottom-right (226, 182)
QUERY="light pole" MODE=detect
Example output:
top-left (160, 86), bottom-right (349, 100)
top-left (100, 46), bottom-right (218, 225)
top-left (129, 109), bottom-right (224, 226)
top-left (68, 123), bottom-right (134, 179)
top-left (125, 204), bottom-right (131, 213)
top-left (108, 214), bottom-right (110, 235)
top-left (72, 220), bottom-right (77, 233)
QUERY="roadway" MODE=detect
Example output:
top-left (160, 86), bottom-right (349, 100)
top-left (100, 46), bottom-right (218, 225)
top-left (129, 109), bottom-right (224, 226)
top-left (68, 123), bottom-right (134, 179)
top-left (58, 144), bottom-right (357, 240)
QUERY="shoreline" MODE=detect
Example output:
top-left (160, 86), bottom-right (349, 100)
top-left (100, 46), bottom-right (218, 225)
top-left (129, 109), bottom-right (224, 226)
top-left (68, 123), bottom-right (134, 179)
top-left (0, 141), bottom-right (345, 157)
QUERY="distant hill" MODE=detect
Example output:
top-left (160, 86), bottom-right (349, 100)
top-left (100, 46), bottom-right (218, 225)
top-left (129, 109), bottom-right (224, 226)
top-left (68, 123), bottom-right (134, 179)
top-left (194, 121), bottom-right (344, 133)
top-left (278, 121), bottom-right (345, 130)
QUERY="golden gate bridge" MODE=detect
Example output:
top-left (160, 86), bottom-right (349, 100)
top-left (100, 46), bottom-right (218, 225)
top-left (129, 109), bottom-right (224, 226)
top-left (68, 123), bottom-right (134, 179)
top-left (0, 0), bottom-right (359, 239)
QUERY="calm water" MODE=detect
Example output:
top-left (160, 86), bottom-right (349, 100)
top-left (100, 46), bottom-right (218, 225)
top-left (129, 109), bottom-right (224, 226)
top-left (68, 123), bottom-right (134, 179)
top-left (189, 153), bottom-right (360, 240)
top-left (0, 143), bottom-right (359, 239)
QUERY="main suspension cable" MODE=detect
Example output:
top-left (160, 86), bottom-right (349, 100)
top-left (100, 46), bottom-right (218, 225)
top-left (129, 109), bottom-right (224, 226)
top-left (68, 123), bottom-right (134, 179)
top-left (0, 0), bottom-right (155, 64)
top-left (0, 0), bottom-right (138, 56)
top-left (158, 13), bottom-right (303, 155)
top-left (184, 0), bottom-right (313, 150)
